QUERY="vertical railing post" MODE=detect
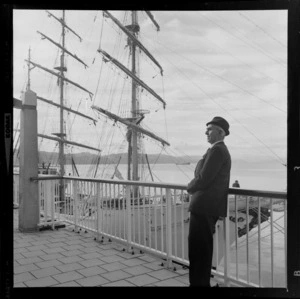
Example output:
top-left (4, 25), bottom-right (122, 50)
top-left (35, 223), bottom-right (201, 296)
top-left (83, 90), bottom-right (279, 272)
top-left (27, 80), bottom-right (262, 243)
top-left (126, 185), bottom-right (132, 252)
top-left (96, 182), bottom-right (101, 241)
top-left (50, 180), bottom-right (55, 230)
top-left (44, 180), bottom-right (50, 225)
top-left (223, 203), bottom-right (231, 287)
top-left (166, 188), bottom-right (173, 268)
top-left (73, 180), bottom-right (79, 232)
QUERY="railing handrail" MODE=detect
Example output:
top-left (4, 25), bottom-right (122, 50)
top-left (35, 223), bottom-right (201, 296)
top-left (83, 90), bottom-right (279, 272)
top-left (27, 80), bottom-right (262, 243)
top-left (30, 174), bottom-right (287, 199)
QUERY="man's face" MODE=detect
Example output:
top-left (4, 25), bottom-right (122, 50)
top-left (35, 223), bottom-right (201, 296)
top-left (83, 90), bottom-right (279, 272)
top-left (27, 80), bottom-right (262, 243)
top-left (205, 124), bottom-right (221, 144)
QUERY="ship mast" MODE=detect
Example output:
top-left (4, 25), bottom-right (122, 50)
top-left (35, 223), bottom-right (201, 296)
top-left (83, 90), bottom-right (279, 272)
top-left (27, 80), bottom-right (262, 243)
top-left (94, 10), bottom-right (169, 185)
top-left (26, 47), bottom-right (31, 90)
top-left (26, 10), bottom-right (100, 179)
top-left (59, 10), bottom-right (66, 177)
top-left (130, 10), bottom-right (139, 182)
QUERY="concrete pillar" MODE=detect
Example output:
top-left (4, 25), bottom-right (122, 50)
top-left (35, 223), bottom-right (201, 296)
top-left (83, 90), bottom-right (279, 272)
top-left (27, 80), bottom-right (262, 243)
top-left (19, 89), bottom-right (39, 232)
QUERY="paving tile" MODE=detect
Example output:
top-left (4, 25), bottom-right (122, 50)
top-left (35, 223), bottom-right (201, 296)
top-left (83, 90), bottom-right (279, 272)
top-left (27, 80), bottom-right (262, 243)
top-left (39, 253), bottom-right (65, 261)
top-left (17, 257), bottom-right (44, 265)
top-left (138, 255), bottom-right (159, 263)
top-left (42, 247), bottom-right (65, 254)
top-left (100, 262), bottom-right (128, 272)
top-left (100, 249), bottom-right (120, 256)
top-left (35, 259), bottom-right (63, 269)
top-left (99, 255), bottom-right (124, 264)
top-left (14, 282), bottom-right (27, 288)
top-left (78, 258), bottom-right (105, 268)
top-left (55, 262), bottom-right (84, 273)
top-left (14, 247), bottom-right (29, 254)
top-left (46, 242), bottom-right (68, 248)
top-left (79, 246), bottom-right (101, 253)
top-left (76, 275), bottom-right (110, 286)
top-left (175, 268), bottom-right (189, 275)
top-left (126, 274), bottom-right (159, 286)
top-left (54, 281), bottom-right (81, 287)
top-left (14, 253), bottom-right (25, 260)
top-left (103, 280), bottom-right (136, 287)
top-left (120, 258), bottom-right (146, 267)
top-left (14, 272), bottom-right (36, 284)
top-left (77, 266), bottom-right (107, 277)
top-left (57, 255), bottom-right (84, 264)
top-left (30, 240), bottom-right (50, 246)
top-left (52, 271), bottom-right (84, 284)
top-left (14, 263), bottom-right (40, 274)
top-left (15, 238), bottom-right (35, 244)
top-left (65, 235), bottom-right (82, 241)
top-left (21, 250), bottom-right (45, 258)
top-left (19, 235), bottom-right (39, 241)
top-left (24, 276), bottom-right (59, 287)
top-left (147, 269), bottom-right (179, 280)
top-left (60, 249), bottom-right (84, 257)
top-left (99, 244), bottom-right (115, 250)
top-left (48, 238), bottom-right (68, 243)
top-left (26, 244), bottom-right (49, 251)
top-left (30, 266), bottom-right (62, 279)
top-left (174, 275), bottom-right (189, 285)
top-left (116, 251), bottom-right (137, 259)
top-left (143, 262), bottom-right (165, 271)
top-left (79, 252), bottom-right (103, 260)
top-left (14, 242), bottom-right (32, 248)
top-left (79, 241), bottom-right (99, 248)
top-left (122, 265), bottom-right (152, 276)
top-left (154, 278), bottom-right (187, 286)
top-left (62, 244), bottom-right (85, 251)
top-left (101, 270), bottom-right (132, 282)
top-left (64, 239), bottom-right (85, 245)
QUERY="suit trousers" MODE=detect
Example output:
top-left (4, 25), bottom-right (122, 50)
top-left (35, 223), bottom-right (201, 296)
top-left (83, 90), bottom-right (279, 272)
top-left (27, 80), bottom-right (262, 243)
top-left (188, 212), bottom-right (218, 287)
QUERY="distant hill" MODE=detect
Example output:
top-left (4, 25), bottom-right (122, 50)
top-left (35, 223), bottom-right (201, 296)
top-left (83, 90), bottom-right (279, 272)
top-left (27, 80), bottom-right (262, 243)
top-left (14, 150), bottom-right (285, 170)
top-left (14, 151), bottom-right (199, 165)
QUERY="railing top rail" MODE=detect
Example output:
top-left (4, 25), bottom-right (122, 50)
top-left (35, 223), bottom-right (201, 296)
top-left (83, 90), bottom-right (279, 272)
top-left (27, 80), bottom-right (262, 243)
top-left (30, 175), bottom-right (287, 199)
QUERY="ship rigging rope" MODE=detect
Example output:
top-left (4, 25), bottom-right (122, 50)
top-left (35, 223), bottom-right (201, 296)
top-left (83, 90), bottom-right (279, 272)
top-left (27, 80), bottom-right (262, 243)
top-left (150, 37), bottom-right (286, 115)
top-left (237, 227), bottom-right (284, 248)
top-left (167, 17), bottom-right (286, 89)
top-left (249, 205), bottom-right (285, 232)
top-left (94, 22), bottom-right (125, 158)
top-left (149, 45), bottom-right (286, 167)
top-left (97, 12), bottom-right (105, 59)
top-left (143, 146), bottom-right (164, 182)
top-left (235, 205), bottom-right (285, 238)
top-left (238, 12), bottom-right (287, 50)
top-left (143, 35), bottom-right (287, 133)
top-left (237, 220), bottom-right (285, 247)
top-left (197, 12), bottom-right (287, 68)
top-left (162, 147), bottom-right (193, 180)
top-left (160, 70), bottom-right (169, 141)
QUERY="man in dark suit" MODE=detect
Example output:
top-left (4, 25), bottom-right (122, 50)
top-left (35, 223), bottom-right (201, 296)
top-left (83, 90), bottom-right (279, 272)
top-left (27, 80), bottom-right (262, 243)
top-left (187, 116), bottom-right (231, 287)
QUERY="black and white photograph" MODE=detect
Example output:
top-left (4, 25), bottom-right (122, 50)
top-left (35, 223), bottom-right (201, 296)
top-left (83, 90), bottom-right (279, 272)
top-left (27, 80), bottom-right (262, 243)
top-left (2, 1), bottom-right (299, 297)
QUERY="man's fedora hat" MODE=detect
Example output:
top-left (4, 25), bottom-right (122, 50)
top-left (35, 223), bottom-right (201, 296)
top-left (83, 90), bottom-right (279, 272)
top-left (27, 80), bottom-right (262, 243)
top-left (206, 116), bottom-right (230, 136)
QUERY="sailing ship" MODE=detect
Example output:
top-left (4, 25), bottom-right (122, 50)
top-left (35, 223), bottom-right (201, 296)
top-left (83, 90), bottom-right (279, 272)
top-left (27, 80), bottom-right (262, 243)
top-left (13, 10), bottom-right (285, 269)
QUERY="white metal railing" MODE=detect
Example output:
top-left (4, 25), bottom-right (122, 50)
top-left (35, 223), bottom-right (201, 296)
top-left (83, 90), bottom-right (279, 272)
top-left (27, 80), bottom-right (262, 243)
top-left (20, 175), bottom-right (287, 288)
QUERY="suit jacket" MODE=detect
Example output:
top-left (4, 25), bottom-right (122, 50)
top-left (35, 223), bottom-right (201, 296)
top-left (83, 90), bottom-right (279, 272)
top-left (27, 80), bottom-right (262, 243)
top-left (187, 141), bottom-right (231, 217)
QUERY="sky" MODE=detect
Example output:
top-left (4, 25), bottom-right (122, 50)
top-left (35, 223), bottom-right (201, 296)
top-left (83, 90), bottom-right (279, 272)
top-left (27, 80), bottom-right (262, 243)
top-left (13, 8), bottom-right (287, 168)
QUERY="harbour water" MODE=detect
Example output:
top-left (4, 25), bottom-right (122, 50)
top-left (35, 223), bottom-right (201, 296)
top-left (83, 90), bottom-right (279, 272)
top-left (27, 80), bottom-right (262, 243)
top-left (65, 162), bottom-right (287, 192)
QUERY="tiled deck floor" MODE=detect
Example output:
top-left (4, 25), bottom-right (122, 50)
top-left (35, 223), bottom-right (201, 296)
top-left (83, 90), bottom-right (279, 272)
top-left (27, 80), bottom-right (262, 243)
top-left (14, 209), bottom-right (193, 287)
